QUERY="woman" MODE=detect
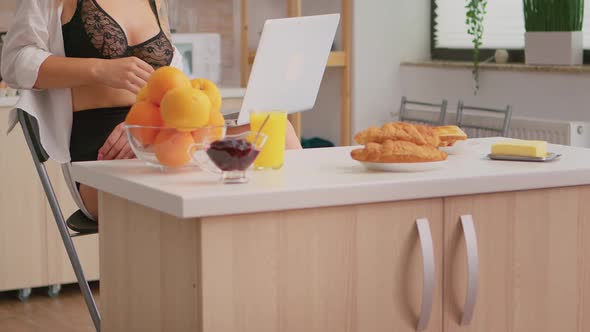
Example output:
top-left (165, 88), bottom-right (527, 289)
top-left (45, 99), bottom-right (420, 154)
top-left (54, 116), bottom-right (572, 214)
top-left (2, 0), bottom-right (302, 220)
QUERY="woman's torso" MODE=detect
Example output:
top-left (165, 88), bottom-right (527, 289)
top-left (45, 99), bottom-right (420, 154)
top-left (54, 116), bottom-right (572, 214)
top-left (61, 0), bottom-right (173, 112)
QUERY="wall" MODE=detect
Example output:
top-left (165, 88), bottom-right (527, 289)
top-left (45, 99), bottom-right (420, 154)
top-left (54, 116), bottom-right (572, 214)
top-left (401, 66), bottom-right (590, 123)
top-left (167, 0), bottom-right (239, 85)
top-left (351, 0), bottom-right (431, 135)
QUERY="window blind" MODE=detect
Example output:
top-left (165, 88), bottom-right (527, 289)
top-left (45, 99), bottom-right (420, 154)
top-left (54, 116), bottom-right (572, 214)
top-left (434, 0), bottom-right (590, 49)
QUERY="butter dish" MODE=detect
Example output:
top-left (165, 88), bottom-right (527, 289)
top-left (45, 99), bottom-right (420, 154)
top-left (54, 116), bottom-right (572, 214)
top-left (487, 152), bottom-right (561, 162)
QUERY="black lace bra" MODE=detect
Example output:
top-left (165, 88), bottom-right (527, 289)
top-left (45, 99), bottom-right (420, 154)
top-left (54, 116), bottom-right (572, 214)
top-left (62, 0), bottom-right (174, 69)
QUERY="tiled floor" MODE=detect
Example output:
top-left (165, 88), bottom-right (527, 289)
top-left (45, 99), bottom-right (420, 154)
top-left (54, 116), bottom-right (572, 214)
top-left (0, 282), bottom-right (98, 332)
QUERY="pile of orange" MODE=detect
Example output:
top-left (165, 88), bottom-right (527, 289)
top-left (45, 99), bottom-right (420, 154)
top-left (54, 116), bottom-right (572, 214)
top-left (125, 66), bottom-right (225, 168)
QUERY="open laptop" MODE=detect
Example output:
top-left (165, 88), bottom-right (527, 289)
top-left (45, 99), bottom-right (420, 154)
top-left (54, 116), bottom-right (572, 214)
top-left (236, 14), bottom-right (340, 125)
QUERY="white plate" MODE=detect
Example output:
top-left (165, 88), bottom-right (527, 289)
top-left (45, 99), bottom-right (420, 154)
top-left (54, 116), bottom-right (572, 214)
top-left (360, 160), bottom-right (448, 172)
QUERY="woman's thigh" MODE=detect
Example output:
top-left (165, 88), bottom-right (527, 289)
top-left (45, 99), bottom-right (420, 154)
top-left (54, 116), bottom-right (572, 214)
top-left (79, 184), bottom-right (98, 220)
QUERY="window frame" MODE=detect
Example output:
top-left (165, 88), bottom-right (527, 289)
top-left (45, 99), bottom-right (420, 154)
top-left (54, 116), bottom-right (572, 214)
top-left (430, 0), bottom-right (590, 63)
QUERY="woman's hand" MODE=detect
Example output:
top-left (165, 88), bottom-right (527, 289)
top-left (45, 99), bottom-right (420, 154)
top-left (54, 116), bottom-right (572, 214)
top-left (93, 57), bottom-right (154, 94)
top-left (98, 122), bottom-right (135, 160)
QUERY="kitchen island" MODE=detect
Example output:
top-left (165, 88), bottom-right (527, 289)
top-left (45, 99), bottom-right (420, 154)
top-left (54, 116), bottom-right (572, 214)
top-left (72, 137), bottom-right (590, 332)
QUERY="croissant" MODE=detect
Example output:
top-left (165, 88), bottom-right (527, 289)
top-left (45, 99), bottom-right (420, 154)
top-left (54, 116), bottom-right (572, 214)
top-left (354, 122), bottom-right (466, 148)
top-left (351, 140), bottom-right (448, 163)
top-left (354, 122), bottom-right (429, 146)
top-left (433, 125), bottom-right (468, 147)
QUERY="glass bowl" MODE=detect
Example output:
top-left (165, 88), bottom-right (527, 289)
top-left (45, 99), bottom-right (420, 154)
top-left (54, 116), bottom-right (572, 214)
top-left (125, 124), bottom-right (227, 170)
top-left (189, 131), bottom-right (268, 184)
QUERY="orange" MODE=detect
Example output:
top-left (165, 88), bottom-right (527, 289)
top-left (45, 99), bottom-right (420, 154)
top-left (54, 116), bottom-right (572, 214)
top-left (208, 110), bottom-right (226, 141)
top-left (125, 102), bottom-right (163, 145)
top-left (136, 86), bottom-right (148, 102)
top-left (154, 130), bottom-right (195, 168)
top-left (209, 110), bottom-right (226, 127)
top-left (191, 78), bottom-right (222, 113)
top-left (147, 66), bottom-right (191, 105)
top-left (160, 87), bottom-right (212, 130)
top-left (192, 111), bottom-right (226, 146)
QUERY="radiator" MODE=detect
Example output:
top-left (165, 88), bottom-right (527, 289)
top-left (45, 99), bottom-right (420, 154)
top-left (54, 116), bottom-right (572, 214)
top-left (392, 110), bottom-right (590, 147)
top-left (481, 117), bottom-right (590, 147)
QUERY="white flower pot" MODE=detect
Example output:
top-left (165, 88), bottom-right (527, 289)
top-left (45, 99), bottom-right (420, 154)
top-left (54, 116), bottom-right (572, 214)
top-left (525, 31), bottom-right (583, 65)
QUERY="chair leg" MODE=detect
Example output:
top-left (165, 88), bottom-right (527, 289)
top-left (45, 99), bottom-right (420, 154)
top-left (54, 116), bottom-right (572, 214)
top-left (439, 100), bottom-right (448, 126)
top-left (35, 163), bottom-right (101, 331)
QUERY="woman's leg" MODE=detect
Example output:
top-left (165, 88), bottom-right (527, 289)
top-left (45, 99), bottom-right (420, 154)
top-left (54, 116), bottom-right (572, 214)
top-left (79, 184), bottom-right (99, 220)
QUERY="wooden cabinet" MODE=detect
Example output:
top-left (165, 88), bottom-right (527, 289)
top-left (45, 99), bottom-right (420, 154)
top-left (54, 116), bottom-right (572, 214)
top-left (200, 199), bottom-right (443, 332)
top-left (354, 199), bottom-right (443, 332)
top-left (0, 110), bottom-right (99, 292)
top-left (443, 187), bottom-right (590, 332)
top-left (105, 186), bottom-right (590, 332)
top-left (0, 115), bottom-right (48, 291)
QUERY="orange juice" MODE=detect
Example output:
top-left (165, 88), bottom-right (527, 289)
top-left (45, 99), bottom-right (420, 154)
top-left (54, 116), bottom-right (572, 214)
top-left (250, 111), bottom-right (287, 169)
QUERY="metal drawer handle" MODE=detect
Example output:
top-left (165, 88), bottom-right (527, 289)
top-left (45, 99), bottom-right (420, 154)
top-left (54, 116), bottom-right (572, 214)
top-left (416, 218), bottom-right (435, 331)
top-left (460, 215), bottom-right (479, 325)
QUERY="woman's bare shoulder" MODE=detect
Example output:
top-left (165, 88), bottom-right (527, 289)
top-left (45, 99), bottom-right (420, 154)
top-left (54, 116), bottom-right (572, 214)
top-left (61, 0), bottom-right (77, 24)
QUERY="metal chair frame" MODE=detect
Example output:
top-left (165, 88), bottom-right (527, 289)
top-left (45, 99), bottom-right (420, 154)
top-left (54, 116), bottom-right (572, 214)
top-left (399, 96), bottom-right (448, 126)
top-left (17, 109), bottom-right (101, 332)
top-left (456, 101), bottom-right (513, 137)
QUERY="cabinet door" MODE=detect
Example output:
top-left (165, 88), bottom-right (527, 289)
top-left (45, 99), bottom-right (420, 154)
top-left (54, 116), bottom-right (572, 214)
top-left (45, 161), bottom-right (99, 285)
top-left (444, 187), bottom-right (590, 332)
top-left (355, 199), bottom-right (443, 332)
top-left (201, 199), bottom-right (443, 332)
top-left (0, 115), bottom-right (48, 291)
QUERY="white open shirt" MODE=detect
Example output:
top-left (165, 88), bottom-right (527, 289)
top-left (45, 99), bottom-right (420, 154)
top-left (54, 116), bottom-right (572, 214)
top-left (1, 0), bottom-right (183, 219)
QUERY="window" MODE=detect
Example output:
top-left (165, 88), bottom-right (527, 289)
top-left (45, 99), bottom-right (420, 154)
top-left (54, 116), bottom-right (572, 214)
top-left (432, 0), bottom-right (590, 62)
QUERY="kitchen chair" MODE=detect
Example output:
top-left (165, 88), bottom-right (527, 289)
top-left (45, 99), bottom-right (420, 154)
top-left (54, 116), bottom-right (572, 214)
top-left (456, 101), bottom-right (513, 137)
top-left (398, 96), bottom-right (448, 126)
top-left (17, 109), bottom-right (101, 332)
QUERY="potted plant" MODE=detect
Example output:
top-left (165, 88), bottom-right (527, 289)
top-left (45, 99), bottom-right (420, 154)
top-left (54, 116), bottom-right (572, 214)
top-left (523, 0), bottom-right (585, 65)
top-left (466, 0), bottom-right (487, 95)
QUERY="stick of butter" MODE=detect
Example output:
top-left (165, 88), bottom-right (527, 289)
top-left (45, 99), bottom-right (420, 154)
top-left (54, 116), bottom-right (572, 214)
top-left (491, 140), bottom-right (547, 158)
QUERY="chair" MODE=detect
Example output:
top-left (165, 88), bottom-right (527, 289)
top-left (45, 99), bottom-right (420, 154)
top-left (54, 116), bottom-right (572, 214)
top-left (17, 109), bottom-right (101, 332)
top-left (456, 101), bottom-right (513, 137)
top-left (398, 96), bottom-right (448, 126)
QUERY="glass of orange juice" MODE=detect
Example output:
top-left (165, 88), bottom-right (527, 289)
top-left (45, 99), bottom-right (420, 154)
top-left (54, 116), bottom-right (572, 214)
top-left (250, 110), bottom-right (288, 170)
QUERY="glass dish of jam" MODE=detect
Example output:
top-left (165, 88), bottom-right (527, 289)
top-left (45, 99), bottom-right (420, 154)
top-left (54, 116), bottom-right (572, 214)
top-left (189, 131), bottom-right (268, 183)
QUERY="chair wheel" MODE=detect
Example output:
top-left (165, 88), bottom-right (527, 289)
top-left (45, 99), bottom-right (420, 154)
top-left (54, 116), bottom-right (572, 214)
top-left (17, 288), bottom-right (32, 302)
top-left (48, 284), bottom-right (61, 298)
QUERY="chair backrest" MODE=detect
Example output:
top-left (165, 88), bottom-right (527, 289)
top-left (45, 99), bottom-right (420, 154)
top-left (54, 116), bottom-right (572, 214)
top-left (398, 96), bottom-right (448, 126)
top-left (456, 101), bottom-right (513, 137)
top-left (17, 109), bottom-right (49, 164)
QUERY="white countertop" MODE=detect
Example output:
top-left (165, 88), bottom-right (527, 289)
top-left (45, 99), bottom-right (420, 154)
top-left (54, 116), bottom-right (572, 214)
top-left (72, 138), bottom-right (590, 219)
